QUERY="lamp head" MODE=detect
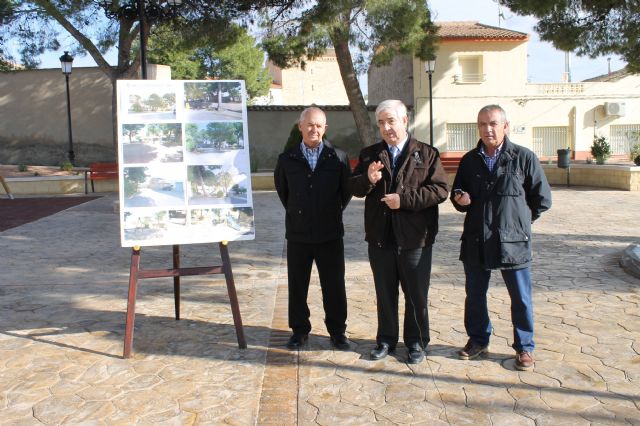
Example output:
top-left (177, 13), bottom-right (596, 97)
top-left (424, 59), bottom-right (436, 74)
top-left (59, 51), bottom-right (74, 75)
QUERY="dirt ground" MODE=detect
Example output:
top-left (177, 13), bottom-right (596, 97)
top-left (0, 165), bottom-right (82, 178)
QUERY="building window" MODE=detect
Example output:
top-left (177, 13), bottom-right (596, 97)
top-left (446, 123), bottom-right (477, 151)
top-left (454, 56), bottom-right (485, 84)
top-left (532, 126), bottom-right (568, 156)
top-left (610, 124), bottom-right (640, 155)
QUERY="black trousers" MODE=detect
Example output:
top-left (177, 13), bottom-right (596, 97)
top-left (287, 239), bottom-right (347, 336)
top-left (368, 244), bottom-right (433, 348)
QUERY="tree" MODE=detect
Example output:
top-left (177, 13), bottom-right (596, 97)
top-left (261, 0), bottom-right (438, 146)
top-left (123, 166), bottom-right (147, 197)
top-left (499, 0), bottom-right (637, 72)
top-left (147, 24), bottom-right (272, 101)
top-left (123, 124), bottom-right (145, 143)
top-left (0, 0), bottom-right (296, 155)
top-left (217, 170), bottom-right (234, 195)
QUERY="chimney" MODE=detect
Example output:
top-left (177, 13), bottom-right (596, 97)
top-left (562, 51), bottom-right (571, 83)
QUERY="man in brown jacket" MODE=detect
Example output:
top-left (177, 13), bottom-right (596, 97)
top-left (349, 99), bottom-right (449, 364)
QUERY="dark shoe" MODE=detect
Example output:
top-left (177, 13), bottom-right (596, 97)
top-left (515, 351), bottom-right (535, 371)
top-left (407, 344), bottom-right (425, 364)
top-left (330, 334), bottom-right (350, 350)
top-left (286, 333), bottom-right (308, 350)
top-left (370, 343), bottom-right (393, 360)
top-left (458, 340), bottom-right (489, 360)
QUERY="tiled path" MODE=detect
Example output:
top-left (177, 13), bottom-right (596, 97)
top-left (0, 188), bottom-right (639, 424)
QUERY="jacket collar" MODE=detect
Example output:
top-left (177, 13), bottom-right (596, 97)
top-left (288, 139), bottom-right (336, 162)
top-left (475, 137), bottom-right (516, 160)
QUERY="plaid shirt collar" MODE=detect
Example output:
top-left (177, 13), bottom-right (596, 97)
top-left (301, 141), bottom-right (324, 170)
top-left (480, 141), bottom-right (504, 173)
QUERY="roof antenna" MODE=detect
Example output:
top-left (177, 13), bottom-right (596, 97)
top-left (498, 7), bottom-right (505, 27)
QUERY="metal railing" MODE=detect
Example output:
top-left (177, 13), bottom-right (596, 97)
top-left (453, 74), bottom-right (486, 84)
top-left (609, 124), bottom-right (640, 155)
top-left (446, 123), bottom-right (477, 151)
top-left (532, 126), bottom-right (568, 157)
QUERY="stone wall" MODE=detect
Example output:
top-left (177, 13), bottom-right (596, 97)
top-left (0, 68), bottom-right (379, 170)
top-left (247, 106), bottom-right (378, 171)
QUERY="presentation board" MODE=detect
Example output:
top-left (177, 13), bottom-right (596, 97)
top-left (116, 80), bottom-right (255, 247)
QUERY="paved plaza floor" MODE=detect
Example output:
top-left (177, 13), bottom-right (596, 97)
top-left (0, 188), bottom-right (639, 425)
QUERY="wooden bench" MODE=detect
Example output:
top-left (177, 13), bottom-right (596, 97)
top-left (440, 153), bottom-right (465, 174)
top-left (85, 162), bottom-right (118, 194)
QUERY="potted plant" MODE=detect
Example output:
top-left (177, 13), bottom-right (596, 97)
top-left (631, 143), bottom-right (640, 166)
top-left (590, 136), bottom-right (611, 165)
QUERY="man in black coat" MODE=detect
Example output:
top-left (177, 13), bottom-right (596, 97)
top-left (451, 104), bottom-right (552, 371)
top-left (349, 99), bottom-right (449, 364)
top-left (274, 107), bottom-right (352, 350)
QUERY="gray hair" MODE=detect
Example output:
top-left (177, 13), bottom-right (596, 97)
top-left (478, 104), bottom-right (508, 123)
top-left (299, 106), bottom-right (326, 123)
top-left (375, 100), bottom-right (407, 121)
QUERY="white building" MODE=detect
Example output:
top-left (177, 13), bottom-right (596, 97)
top-left (369, 21), bottom-right (639, 161)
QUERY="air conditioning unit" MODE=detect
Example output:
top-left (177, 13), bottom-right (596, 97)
top-left (604, 102), bottom-right (626, 117)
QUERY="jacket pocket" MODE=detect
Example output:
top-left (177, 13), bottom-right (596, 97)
top-left (495, 172), bottom-right (523, 196)
top-left (498, 229), bottom-right (531, 264)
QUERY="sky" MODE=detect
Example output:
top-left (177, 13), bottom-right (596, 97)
top-left (39, 0), bottom-right (627, 84)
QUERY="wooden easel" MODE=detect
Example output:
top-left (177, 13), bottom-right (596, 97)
top-left (123, 241), bottom-right (247, 358)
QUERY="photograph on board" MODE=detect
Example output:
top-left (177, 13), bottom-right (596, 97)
top-left (122, 163), bottom-right (185, 208)
top-left (187, 164), bottom-right (249, 205)
top-left (121, 123), bottom-right (183, 164)
top-left (122, 209), bottom-right (188, 242)
top-left (123, 81), bottom-right (178, 121)
top-left (190, 207), bottom-right (255, 239)
top-left (184, 81), bottom-right (242, 121)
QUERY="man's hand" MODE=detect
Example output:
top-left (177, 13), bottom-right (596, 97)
top-left (453, 191), bottom-right (471, 206)
top-left (381, 193), bottom-right (400, 209)
top-left (368, 161), bottom-right (384, 184)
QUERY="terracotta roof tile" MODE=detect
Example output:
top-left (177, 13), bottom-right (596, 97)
top-left (582, 67), bottom-right (630, 82)
top-left (436, 21), bottom-right (528, 41)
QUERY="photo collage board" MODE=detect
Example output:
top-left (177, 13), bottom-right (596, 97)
top-left (116, 79), bottom-right (255, 247)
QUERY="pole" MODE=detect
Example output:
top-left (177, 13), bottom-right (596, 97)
top-left (138, 0), bottom-right (147, 79)
top-left (65, 74), bottom-right (75, 164)
top-left (428, 72), bottom-right (434, 146)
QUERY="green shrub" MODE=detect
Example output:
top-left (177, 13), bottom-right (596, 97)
top-left (17, 164), bottom-right (28, 172)
top-left (59, 161), bottom-right (74, 172)
top-left (590, 136), bottom-right (611, 164)
top-left (630, 143), bottom-right (640, 166)
top-left (283, 122), bottom-right (302, 153)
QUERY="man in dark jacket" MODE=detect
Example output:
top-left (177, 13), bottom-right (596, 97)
top-left (274, 107), bottom-right (352, 351)
top-left (349, 99), bottom-right (449, 364)
top-left (451, 104), bottom-right (552, 371)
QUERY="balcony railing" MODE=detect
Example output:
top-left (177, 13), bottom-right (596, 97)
top-left (534, 83), bottom-right (585, 95)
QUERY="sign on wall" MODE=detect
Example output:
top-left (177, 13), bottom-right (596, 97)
top-left (117, 80), bottom-right (255, 247)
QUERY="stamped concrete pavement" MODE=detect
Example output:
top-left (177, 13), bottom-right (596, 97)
top-left (0, 188), bottom-right (639, 425)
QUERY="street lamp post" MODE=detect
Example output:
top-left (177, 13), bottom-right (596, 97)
top-left (60, 51), bottom-right (75, 164)
top-left (425, 59), bottom-right (436, 146)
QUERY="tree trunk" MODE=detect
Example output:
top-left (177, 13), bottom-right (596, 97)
top-left (330, 28), bottom-right (376, 147)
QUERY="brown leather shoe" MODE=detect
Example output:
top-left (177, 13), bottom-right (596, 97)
top-left (515, 351), bottom-right (535, 371)
top-left (458, 340), bottom-right (488, 360)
